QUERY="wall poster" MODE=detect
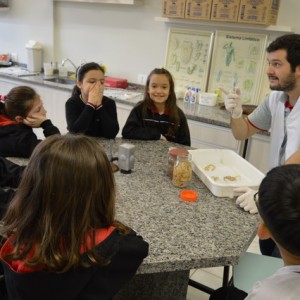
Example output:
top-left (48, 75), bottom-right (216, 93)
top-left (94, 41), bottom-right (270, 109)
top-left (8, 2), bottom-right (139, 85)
top-left (207, 30), bottom-right (268, 105)
top-left (165, 28), bottom-right (214, 93)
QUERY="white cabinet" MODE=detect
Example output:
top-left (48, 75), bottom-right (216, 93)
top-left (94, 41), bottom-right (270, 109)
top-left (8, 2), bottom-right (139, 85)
top-left (36, 85), bottom-right (70, 135)
top-left (116, 102), bottom-right (131, 137)
top-left (0, 79), bottom-right (18, 93)
top-left (245, 134), bottom-right (270, 174)
top-left (188, 119), bottom-right (243, 154)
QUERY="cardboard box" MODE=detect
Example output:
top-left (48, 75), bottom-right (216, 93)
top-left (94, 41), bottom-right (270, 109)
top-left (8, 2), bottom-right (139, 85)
top-left (238, 0), bottom-right (280, 25)
top-left (104, 77), bottom-right (128, 89)
top-left (162, 0), bottom-right (186, 19)
top-left (210, 0), bottom-right (241, 22)
top-left (185, 0), bottom-right (212, 20)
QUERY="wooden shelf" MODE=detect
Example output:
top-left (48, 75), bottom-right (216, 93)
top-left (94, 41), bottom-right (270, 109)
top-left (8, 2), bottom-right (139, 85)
top-left (155, 17), bottom-right (293, 34)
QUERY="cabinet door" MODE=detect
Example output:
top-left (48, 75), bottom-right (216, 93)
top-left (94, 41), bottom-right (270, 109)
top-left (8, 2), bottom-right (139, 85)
top-left (245, 134), bottom-right (270, 174)
top-left (0, 80), bottom-right (18, 94)
top-left (188, 119), bottom-right (243, 154)
top-left (116, 103), bottom-right (132, 137)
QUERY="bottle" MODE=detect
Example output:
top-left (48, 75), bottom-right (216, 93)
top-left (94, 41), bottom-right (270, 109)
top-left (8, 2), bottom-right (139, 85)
top-left (167, 148), bottom-right (189, 178)
top-left (189, 87), bottom-right (196, 104)
top-left (184, 87), bottom-right (191, 103)
top-left (172, 153), bottom-right (193, 188)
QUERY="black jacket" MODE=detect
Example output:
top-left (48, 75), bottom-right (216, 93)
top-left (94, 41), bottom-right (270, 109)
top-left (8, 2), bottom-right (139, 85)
top-left (0, 157), bottom-right (25, 218)
top-left (65, 95), bottom-right (119, 139)
top-left (0, 118), bottom-right (60, 158)
top-left (1, 228), bottom-right (149, 300)
top-left (122, 102), bottom-right (191, 146)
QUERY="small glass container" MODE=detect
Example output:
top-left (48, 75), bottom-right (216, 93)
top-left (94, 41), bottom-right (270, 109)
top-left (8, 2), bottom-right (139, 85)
top-left (167, 148), bottom-right (189, 178)
top-left (172, 153), bottom-right (193, 188)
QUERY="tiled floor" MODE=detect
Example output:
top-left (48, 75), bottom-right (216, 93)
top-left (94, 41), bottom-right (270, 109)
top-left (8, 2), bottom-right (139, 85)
top-left (186, 235), bottom-right (260, 300)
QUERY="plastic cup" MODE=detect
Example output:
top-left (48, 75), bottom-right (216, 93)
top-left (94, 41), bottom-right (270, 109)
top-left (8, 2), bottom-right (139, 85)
top-left (58, 65), bottom-right (68, 78)
top-left (43, 63), bottom-right (54, 77)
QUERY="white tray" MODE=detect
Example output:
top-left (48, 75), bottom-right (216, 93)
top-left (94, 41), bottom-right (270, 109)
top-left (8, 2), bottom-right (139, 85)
top-left (188, 149), bottom-right (265, 198)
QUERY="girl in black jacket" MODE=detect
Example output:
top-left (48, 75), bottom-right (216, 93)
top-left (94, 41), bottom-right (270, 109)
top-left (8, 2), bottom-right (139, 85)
top-left (0, 156), bottom-right (25, 219)
top-left (0, 134), bottom-right (148, 300)
top-left (0, 86), bottom-right (60, 158)
top-left (122, 68), bottom-right (191, 146)
top-left (65, 62), bottom-right (119, 138)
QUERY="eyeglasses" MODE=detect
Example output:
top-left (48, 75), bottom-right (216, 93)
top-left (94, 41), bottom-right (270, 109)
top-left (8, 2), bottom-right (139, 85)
top-left (253, 192), bottom-right (259, 209)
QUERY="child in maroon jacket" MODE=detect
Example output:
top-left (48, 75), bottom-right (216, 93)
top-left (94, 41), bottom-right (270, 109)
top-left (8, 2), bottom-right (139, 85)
top-left (0, 134), bottom-right (148, 300)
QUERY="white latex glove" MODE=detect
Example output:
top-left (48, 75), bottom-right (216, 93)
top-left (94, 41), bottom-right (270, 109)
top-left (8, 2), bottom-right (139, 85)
top-left (234, 187), bottom-right (258, 214)
top-left (220, 87), bottom-right (243, 119)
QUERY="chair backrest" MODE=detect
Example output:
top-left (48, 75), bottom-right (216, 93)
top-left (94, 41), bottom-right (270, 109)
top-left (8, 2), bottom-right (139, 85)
top-left (233, 252), bottom-right (283, 293)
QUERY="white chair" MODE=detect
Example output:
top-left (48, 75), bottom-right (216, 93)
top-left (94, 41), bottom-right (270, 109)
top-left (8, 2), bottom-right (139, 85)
top-left (233, 252), bottom-right (283, 293)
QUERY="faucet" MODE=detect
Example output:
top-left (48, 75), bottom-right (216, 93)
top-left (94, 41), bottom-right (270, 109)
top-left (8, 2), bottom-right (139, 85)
top-left (61, 58), bottom-right (77, 70)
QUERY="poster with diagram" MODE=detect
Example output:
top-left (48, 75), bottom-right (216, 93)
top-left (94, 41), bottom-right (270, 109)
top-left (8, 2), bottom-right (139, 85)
top-left (165, 28), bottom-right (214, 93)
top-left (207, 30), bottom-right (268, 104)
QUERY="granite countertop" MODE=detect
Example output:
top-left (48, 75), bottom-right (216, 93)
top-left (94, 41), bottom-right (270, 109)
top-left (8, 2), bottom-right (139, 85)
top-left (8, 138), bottom-right (259, 274)
top-left (0, 72), bottom-right (232, 128)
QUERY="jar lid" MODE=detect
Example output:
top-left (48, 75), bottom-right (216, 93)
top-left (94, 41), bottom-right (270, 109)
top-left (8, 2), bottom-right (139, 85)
top-left (180, 190), bottom-right (198, 202)
top-left (170, 148), bottom-right (188, 156)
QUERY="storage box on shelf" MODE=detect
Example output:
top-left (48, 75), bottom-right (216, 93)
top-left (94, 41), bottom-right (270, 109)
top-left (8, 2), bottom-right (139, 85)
top-left (185, 0), bottom-right (212, 21)
top-left (238, 0), bottom-right (280, 25)
top-left (162, 0), bottom-right (186, 18)
top-left (210, 0), bottom-right (241, 22)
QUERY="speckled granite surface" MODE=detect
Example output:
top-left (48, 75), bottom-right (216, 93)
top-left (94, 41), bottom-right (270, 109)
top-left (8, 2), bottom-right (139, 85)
top-left (9, 138), bottom-right (259, 275)
top-left (8, 138), bottom-right (259, 299)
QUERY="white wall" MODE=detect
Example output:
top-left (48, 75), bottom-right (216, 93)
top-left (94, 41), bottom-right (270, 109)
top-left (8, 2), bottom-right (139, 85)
top-left (0, 0), bottom-right (54, 65)
top-left (0, 0), bottom-right (299, 83)
top-left (53, 1), bottom-right (166, 81)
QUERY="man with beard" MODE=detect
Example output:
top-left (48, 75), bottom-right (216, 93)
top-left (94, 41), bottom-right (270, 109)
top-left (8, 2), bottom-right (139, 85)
top-left (221, 34), bottom-right (300, 257)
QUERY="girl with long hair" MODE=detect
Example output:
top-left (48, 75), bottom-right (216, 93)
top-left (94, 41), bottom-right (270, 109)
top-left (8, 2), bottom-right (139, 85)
top-left (122, 68), bottom-right (190, 146)
top-left (0, 134), bottom-right (148, 300)
top-left (0, 86), bottom-right (60, 158)
top-left (65, 62), bottom-right (119, 138)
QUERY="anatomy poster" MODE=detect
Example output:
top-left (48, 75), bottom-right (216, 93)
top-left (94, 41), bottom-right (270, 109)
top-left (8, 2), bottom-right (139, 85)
top-left (208, 31), bottom-right (268, 104)
top-left (165, 28), bottom-right (214, 92)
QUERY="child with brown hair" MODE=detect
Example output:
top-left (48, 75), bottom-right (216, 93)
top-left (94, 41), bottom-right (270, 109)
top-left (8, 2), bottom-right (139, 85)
top-left (122, 68), bottom-right (191, 146)
top-left (0, 86), bottom-right (60, 158)
top-left (0, 134), bottom-right (148, 300)
top-left (66, 62), bottom-right (119, 138)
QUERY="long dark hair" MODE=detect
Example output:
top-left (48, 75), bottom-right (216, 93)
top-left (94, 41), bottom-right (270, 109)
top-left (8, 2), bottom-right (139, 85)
top-left (72, 62), bottom-right (106, 97)
top-left (141, 68), bottom-right (180, 131)
top-left (0, 86), bottom-right (38, 119)
top-left (1, 134), bottom-right (124, 272)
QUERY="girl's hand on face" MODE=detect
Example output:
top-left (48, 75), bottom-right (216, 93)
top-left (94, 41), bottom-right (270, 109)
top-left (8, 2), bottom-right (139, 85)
top-left (23, 113), bottom-right (47, 128)
top-left (88, 81), bottom-right (104, 107)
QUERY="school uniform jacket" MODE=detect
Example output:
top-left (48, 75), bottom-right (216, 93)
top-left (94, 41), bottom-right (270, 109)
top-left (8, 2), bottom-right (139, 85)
top-left (0, 115), bottom-right (60, 158)
top-left (0, 227), bottom-right (149, 300)
top-left (65, 95), bottom-right (119, 139)
top-left (122, 102), bottom-right (191, 146)
top-left (0, 157), bottom-right (25, 218)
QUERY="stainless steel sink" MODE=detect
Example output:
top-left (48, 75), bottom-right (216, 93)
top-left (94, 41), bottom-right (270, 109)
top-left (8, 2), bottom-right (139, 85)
top-left (44, 77), bottom-right (76, 85)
